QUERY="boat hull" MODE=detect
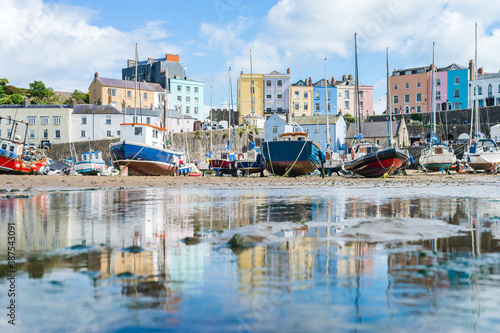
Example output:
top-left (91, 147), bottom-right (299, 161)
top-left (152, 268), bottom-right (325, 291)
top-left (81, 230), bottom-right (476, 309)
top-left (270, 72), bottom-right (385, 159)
top-left (74, 162), bottom-right (107, 175)
top-left (261, 141), bottom-right (324, 177)
top-left (344, 148), bottom-right (409, 178)
top-left (0, 155), bottom-right (48, 175)
top-left (110, 141), bottom-right (179, 176)
top-left (209, 159), bottom-right (237, 176)
top-left (419, 144), bottom-right (456, 171)
top-left (466, 152), bottom-right (500, 171)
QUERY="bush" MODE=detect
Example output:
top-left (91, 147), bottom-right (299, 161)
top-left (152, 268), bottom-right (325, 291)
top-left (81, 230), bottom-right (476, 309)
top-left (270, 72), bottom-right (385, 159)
top-left (410, 113), bottom-right (423, 122)
top-left (194, 130), bottom-right (201, 139)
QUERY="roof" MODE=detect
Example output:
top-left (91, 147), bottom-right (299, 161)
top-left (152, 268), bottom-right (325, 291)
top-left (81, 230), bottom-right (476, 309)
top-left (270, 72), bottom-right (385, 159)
top-left (124, 107), bottom-right (194, 120)
top-left (95, 77), bottom-right (165, 92)
top-left (346, 120), bottom-right (403, 139)
top-left (73, 104), bottom-right (122, 114)
top-left (439, 63), bottom-right (467, 71)
top-left (313, 78), bottom-right (333, 87)
top-left (291, 79), bottom-right (306, 86)
top-left (293, 115), bottom-right (343, 125)
top-left (243, 113), bottom-right (264, 119)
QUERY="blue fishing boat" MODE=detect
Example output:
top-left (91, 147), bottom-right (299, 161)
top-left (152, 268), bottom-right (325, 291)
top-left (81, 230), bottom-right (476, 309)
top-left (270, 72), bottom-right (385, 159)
top-left (74, 150), bottom-right (107, 175)
top-left (261, 132), bottom-right (325, 177)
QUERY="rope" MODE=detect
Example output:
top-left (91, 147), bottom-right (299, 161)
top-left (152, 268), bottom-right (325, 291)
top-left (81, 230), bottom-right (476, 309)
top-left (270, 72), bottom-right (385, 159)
top-left (118, 145), bottom-right (145, 176)
top-left (266, 141), bottom-right (276, 176)
top-left (280, 139), bottom-right (308, 178)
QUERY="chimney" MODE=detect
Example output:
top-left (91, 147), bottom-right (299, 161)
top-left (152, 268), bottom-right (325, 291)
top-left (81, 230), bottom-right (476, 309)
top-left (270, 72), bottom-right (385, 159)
top-left (287, 68), bottom-right (290, 74)
top-left (469, 59), bottom-right (474, 81)
top-left (165, 53), bottom-right (180, 62)
top-left (478, 67), bottom-right (483, 75)
top-left (94, 72), bottom-right (99, 79)
top-left (70, 98), bottom-right (77, 109)
top-left (309, 77), bottom-right (312, 86)
top-left (348, 74), bottom-right (353, 80)
top-left (23, 98), bottom-right (29, 108)
top-left (331, 77), bottom-right (335, 86)
top-left (342, 75), bottom-right (347, 81)
top-left (241, 70), bottom-right (243, 75)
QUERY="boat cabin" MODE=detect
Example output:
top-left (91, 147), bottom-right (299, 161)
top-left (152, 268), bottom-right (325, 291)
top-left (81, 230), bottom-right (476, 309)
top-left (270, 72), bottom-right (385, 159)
top-left (80, 151), bottom-right (104, 163)
top-left (278, 132), bottom-right (309, 141)
top-left (120, 123), bottom-right (167, 148)
top-left (0, 139), bottom-right (23, 159)
top-left (470, 138), bottom-right (499, 153)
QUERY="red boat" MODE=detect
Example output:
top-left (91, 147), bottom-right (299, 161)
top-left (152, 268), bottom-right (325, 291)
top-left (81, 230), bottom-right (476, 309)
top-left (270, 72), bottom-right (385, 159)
top-left (0, 117), bottom-right (50, 174)
top-left (209, 152), bottom-right (237, 177)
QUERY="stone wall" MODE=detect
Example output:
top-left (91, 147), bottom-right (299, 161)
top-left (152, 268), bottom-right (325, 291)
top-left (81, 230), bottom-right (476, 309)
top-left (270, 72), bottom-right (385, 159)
top-left (48, 138), bottom-right (120, 163)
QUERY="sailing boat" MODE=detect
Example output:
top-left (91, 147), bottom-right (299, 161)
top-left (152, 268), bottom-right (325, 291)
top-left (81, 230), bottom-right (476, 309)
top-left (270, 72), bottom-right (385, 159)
top-left (208, 67), bottom-right (238, 177)
top-left (236, 49), bottom-right (265, 176)
top-left (463, 23), bottom-right (500, 172)
top-left (321, 57), bottom-right (344, 176)
top-left (419, 42), bottom-right (457, 174)
top-left (109, 44), bottom-right (183, 176)
top-left (344, 34), bottom-right (409, 178)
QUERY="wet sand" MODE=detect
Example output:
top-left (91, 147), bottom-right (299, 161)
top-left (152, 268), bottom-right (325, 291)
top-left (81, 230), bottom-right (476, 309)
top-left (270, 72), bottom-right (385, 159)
top-left (1, 169), bottom-right (499, 191)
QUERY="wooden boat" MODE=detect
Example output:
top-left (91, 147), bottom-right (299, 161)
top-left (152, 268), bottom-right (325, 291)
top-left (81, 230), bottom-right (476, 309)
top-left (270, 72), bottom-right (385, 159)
top-left (209, 151), bottom-right (238, 176)
top-left (0, 117), bottom-right (50, 174)
top-left (74, 150), bottom-right (107, 175)
top-left (236, 149), bottom-right (264, 176)
top-left (344, 140), bottom-right (409, 178)
top-left (261, 132), bottom-right (325, 177)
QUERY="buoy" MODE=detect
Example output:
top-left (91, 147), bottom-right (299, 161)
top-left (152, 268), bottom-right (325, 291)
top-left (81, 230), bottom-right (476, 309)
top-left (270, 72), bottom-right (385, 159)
top-left (351, 149), bottom-right (355, 160)
top-left (238, 153), bottom-right (245, 160)
top-left (14, 163), bottom-right (20, 169)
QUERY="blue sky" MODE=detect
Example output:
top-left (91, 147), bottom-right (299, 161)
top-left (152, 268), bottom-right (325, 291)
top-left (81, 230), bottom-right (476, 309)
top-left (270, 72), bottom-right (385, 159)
top-left (2, 0), bottom-right (500, 117)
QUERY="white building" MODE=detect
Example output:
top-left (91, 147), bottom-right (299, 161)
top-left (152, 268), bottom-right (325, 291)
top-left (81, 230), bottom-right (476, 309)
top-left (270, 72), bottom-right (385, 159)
top-left (469, 72), bottom-right (500, 108)
top-left (72, 105), bottom-right (123, 142)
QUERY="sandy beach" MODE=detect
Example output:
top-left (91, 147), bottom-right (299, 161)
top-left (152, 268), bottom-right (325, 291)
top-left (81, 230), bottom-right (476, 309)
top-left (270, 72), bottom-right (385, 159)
top-left (1, 169), bottom-right (499, 191)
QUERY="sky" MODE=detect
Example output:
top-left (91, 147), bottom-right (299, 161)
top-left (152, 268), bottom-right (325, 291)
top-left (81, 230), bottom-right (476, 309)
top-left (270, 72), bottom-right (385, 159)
top-left (2, 0), bottom-right (500, 118)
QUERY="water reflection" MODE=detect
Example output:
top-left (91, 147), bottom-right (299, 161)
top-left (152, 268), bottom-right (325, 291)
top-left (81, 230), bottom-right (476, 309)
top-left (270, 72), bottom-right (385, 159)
top-left (0, 187), bottom-right (499, 332)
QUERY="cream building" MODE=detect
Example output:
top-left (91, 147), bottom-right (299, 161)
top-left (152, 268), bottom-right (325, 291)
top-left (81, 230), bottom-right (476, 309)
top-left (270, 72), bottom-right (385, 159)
top-left (237, 73), bottom-right (264, 124)
top-left (89, 73), bottom-right (166, 112)
top-left (289, 79), bottom-right (314, 117)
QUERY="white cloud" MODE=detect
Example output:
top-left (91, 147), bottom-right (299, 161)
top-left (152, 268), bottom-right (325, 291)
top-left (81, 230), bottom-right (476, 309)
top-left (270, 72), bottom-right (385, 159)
top-left (0, 0), bottom-right (179, 92)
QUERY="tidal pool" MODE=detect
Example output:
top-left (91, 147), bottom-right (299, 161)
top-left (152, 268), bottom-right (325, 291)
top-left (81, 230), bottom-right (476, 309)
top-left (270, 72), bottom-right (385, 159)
top-left (1, 184), bottom-right (500, 332)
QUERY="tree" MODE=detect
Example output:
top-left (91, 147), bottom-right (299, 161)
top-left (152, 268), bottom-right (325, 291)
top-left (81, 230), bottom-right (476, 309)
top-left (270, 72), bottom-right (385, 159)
top-left (27, 80), bottom-right (54, 104)
top-left (0, 78), bottom-right (8, 86)
top-left (343, 113), bottom-right (356, 124)
top-left (64, 89), bottom-right (89, 104)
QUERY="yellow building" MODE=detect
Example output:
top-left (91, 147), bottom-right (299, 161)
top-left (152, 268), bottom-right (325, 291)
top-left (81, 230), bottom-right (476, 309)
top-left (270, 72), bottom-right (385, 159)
top-left (289, 79), bottom-right (314, 117)
top-left (237, 73), bottom-right (264, 124)
top-left (89, 73), bottom-right (165, 112)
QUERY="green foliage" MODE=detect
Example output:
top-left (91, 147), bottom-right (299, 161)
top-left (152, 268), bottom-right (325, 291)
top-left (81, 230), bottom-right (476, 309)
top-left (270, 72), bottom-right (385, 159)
top-left (205, 131), bottom-right (211, 136)
top-left (194, 130), bottom-right (201, 139)
top-left (28, 80), bottom-right (52, 104)
top-left (410, 113), bottom-right (423, 122)
top-left (0, 78), bottom-right (8, 86)
top-left (238, 128), bottom-right (246, 137)
top-left (222, 133), bottom-right (228, 139)
top-left (64, 89), bottom-right (89, 104)
top-left (8, 94), bottom-right (23, 104)
top-left (343, 114), bottom-right (356, 124)
top-left (4, 85), bottom-right (17, 95)
top-left (254, 128), bottom-right (260, 135)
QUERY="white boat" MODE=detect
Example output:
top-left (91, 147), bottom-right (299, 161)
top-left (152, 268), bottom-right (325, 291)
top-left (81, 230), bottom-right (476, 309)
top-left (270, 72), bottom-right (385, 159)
top-left (74, 151), bottom-right (107, 175)
top-left (419, 42), bottom-right (457, 173)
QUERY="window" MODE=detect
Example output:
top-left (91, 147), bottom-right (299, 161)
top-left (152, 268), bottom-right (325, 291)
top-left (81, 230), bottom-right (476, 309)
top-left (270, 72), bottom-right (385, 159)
top-left (146, 117), bottom-right (151, 125)
top-left (455, 102), bottom-right (460, 109)
top-left (107, 130), bottom-right (111, 137)
top-left (416, 106), bottom-right (421, 113)
top-left (277, 90), bottom-right (283, 99)
top-left (40, 116), bottom-right (48, 125)
top-left (416, 93), bottom-right (421, 102)
top-left (53, 116), bottom-right (61, 125)
top-left (276, 103), bottom-right (283, 112)
top-left (294, 91), bottom-right (299, 98)
top-left (194, 107), bottom-right (198, 114)
top-left (455, 77), bottom-right (460, 85)
top-left (194, 87), bottom-right (199, 94)
top-left (186, 86), bottom-right (190, 93)
top-left (497, 98), bottom-right (500, 105)
top-left (250, 86), bottom-right (255, 94)
top-left (404, 94), bottom-right (410, 103)
top-left (82, 116), bottom-right (87, 125)
top-left (55, 130), bottom-right (61, 139)
top-left (328, 91), bottom-right (331, 99)
top-left (417, 82), bottom-right (421, 88)
top-left (315, 103), bottom-right (320, 111)
top-left (479, 99), bottom-right (484, 107)
top-left (304, 102), bottom-right (308, 110)
top-left (186, 96), bottom-right (191, 103)
top-left (127, 91), bottom-right (131, 98)
top-left (405, 82), bottom-right (409, 89)
top-left (29, 129), bottom-right (35, 139)
top-left (436, 91), bottom-right (441, 101)
top-left (81, 130), bottom-right (86, 137)
top-left (498, 84), bottom-right (500, 93)
top-left (393, 95), bottom-right (399, 104)
top-left (152, 130), bottom-right (158, 139)
top-left (27, 116), bottom-right (36, 124)
top-left (133, 116), bottom-right (137, 123)
top-left (359, 91), bottom-right (363, 98)
top-left (109, 88), bottom-right (117, 97)
top-left (358, 102), bottom-right (362, 110)
top-left (304, 91), bottom-right (308, 98)
top-left (394, 84), bottom-right (397, 90)
top-left (488, 84), bottom-right (493, 98)
top-left (436, 79), bottom-right (441, 86)
top-left (135, 127), bottom-right (143, 136)
top-left (94, 89), bottom-right (97, 98)
top-left (277, 80), bottom-right (282, 87)
top-left (265, 103), bottom-right (272, 112)
top-left (294, 102), bottom-right (299, 110)
top-left (110, 101), bottom-right (117, 108)
top-left (266, 90), bottom-right (272, 99)
top-left (454, 89), bottom-right (460, 98)
top-left (315, 91), bottom-right (320, 99)
top-left (43, 129), bottom-right (48, 138)
top-left (345, 101), bottom-right (350, 109)
top-left (117, 130), bottom-right (121, 136)
top-left (344, 90), bottom-right (349, 98)
top-left (7, 129), bottom-right (11, 138)
top-left (266, 80), bottom-right (271, 87)
top-left (478, 86), bottom-right (482, 95)
top-left (186, 106), bottom-right (190, 113)
top-left (304, 127), bottom-right (309, 133)
top-left (177, 85), bottom-right (181, 92)
top-left (177, 96), bottom-right (181, 102)
top-left (106, 116), bottom-right (111, 125)
top-left (314, 126), bottom-right (319, 133)
top-left (143, 92), bottom-right (147, 100)
top-left (272, 126), bottom-right (277, 133)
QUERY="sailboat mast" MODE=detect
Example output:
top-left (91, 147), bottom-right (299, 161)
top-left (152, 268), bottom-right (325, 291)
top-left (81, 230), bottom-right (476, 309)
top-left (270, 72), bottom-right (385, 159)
top-left (228, 67), bottom-right (231, 153)
top-left (431, 41), bottom-right (436, 141)
top-left (134, 43), bottom-right (138, 122)
top-left (474, 23), bottom-right (479, 137)
top-left (386, 47), bottom-right (393, 148)
top-left (250, 49), bottom-right (255, 141)
top-left (210, 85), bottom-right (213, 152)
top-left (354, 33), bottom-right (360, 134)
top-left (325, 57), bottom-right (330, 149)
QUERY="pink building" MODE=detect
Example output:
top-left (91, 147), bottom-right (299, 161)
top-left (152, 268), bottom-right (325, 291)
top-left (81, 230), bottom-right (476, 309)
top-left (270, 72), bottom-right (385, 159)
top-left (359, 85), bottom-right (374, 117)
top-left (429, 67), bottom-right (448, 112)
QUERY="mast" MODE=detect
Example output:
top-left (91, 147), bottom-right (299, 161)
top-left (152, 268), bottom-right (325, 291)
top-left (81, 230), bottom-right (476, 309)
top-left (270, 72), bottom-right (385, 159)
top-left (431, 41), bottom-right (436, 142)
top-left (474, 23), bottom-right (479, 139)
top-left (210, 85), bottom-right (213, 152)
top-left (250, 49), bottom-right (255, 142)
top-left (134, 43), bottom-right (138, 123)
top-left (325, 57), bottom-right (330, 150)
top-left (386, 47), bottom-right (393, 148)
top-left (354, 33), bottom-right (361, 134)
top-left (228, 67), bottom-right (231, 153)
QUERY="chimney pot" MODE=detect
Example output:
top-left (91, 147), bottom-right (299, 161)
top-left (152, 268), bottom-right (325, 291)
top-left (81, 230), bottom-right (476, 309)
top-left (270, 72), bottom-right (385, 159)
top-left (287, 68), bottom-right (290, 74)
top-left (94, 72), bottom-right (99, 79)
top-left (309, 77), bottom-right (312, 86)
top-left (342, 75), bottom-right (347, 81)
top-left (348, 74), bottom-right (353, 80)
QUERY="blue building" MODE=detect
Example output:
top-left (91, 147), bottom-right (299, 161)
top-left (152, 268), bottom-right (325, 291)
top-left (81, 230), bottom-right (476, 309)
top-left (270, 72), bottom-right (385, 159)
top-left (263, 70), bottom-right (291, 120)
top-left (445, 64), bottom-right (469, 110)
top-left (264, 113), bottom-right (293, 142)
top-left (170, 78), bottom-right (204, 119)
top-left (312, 79), bottom-right (338, 116)
top-left (294, 115), bottom-right (346, 153)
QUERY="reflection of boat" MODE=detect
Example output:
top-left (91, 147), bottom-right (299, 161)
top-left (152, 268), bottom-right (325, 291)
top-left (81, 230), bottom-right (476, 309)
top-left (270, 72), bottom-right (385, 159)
top-left (261, 132), bottom-right (325, 177)
top-left (74, 151), bottom-right (107, 175)
top-left (0, 116), bottom-right (50, 174)
top-left (419, 42), bottom-right (457, 173)
top-left (344, 139), bottom-right (409, 178)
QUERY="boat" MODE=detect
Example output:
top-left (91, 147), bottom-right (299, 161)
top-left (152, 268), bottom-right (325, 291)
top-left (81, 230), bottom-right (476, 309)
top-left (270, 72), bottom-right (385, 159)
top-left (419, 42), bottom-right (457, 173)
top-left (0, 116), bottom-right (50, 174)
top-left (344, 36), bottom-right (410, 178)
top-left (462, 24), bottom-right (500, 172)
top-left (261, 131), bottom-right (325, 177)
top-left (74, 150), bottom-right (107, 175)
